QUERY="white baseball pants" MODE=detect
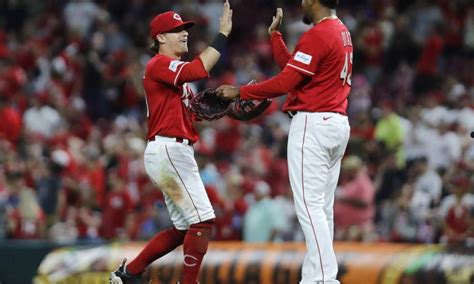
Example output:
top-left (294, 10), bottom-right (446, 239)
top-left (143, 136), bottom-right (215, 230)
top-left (288, 112), bottom-right (350, 284)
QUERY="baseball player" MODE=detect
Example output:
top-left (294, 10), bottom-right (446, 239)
top-left (217, 0), bottom-right (352, 283)
top-left (109, 2), bottom-right (232, 284)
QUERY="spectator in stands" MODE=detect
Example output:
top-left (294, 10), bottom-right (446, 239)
top-left (409, 156), bottom-right (442, 223)
top-left (273, 189), bottom-right (303, 241)
top-left (48, 217), bottom-right (79, 244)
top-left (438, 175), bottom-right (474, 245)
top-left (413, 23), bottom-right (445, 95)
top-left (63, 0), bottom-right (106, 38)
top-left (0, 95), bottom-right (22, 144)
top-left (23, 95), bottom-right (63, 140)
top-left (373, 151), bottom-right (406, 221)
top-left (5, 171), bottom-right (46, 239)
top-left (335, 156), bottom-right (376, 241)
top-left (243, 181), bottom-right (284, 242)
top-left (386, 184), bottom-right (420, 243)
top-left (410, 0), bottom-right (443, 44)
top-left (384, 14), bottom-right (419, 73)
top-left (357, 19), bottom-right (384, 83)
top-left (101, 170), bottom-right (133, 240)
top-left (375, 101), bottom-right (405, 167)
top-left (435, 121), bottom-right (462, 171)
top-left (34, 150), bottom-right (66, 227)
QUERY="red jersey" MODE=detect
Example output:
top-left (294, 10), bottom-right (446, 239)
top-left (416, 34), bottom-right (443, 75)
top-left (0, 106), bottom-right (22, 143)
top-left (283, 18), bottom-right (353, 114)
top-left (102, 190), bottom-right (133, 239)
top-left (143, 54), bottom-right (208, 143)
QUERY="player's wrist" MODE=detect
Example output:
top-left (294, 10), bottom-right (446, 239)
top-left (210, 32), bottom-right (228, 53)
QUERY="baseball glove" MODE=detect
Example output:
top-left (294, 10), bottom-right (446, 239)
top-left (227, 98), bottom-right (272, 121)
top-left (189, 88), bottom-right (232, 121)
top-left (226, 80), bottom-right (272, 121)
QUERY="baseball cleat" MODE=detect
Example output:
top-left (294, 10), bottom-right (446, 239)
top-left (109, 258), bottom-right (141, 284)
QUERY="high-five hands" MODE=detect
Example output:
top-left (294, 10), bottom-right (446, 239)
top-left (219, 0), bottom-right (233, 37)
top-left (268, 8), bottom-right (283, 35)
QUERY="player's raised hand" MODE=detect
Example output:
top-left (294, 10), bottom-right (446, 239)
top-left (268, 8), bottom-right (283, 35)
top-left (219, 0), bottom-right (233, 37)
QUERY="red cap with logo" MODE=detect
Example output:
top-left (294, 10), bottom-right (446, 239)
top-left (149, 11), bottom-right (194, 39)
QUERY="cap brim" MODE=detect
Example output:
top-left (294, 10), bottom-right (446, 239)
top-left (181, 21), bottom-right (195, 29)
top-left (165, 21), bottom-right (195, 33)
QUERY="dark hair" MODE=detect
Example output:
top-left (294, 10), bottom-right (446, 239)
top-left (320, 0), bottom-right (338, 9)
top-left (150, 39), bottom-right (159, 54)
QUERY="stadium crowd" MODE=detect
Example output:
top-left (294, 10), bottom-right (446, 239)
top-left (0, 0), bottom-right (473, 246)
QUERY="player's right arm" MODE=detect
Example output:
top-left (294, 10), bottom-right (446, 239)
top-left (268, 8), bottom-right (291, 70)
top-left (199, 0), bottom-right (232, 71)
top-left (175, 0), bottom-right (233, 85)
top-left (217, 65), bottom-right (307, 100)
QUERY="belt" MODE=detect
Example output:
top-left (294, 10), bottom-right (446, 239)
top-left (287, 110), bottom-right (346, 118)
top-left (287, 111), bottom-right (297, 118)
top-left (148, 135), bottom-right (194, 146)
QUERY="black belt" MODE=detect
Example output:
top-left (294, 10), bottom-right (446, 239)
top-left (287, 111), bottom-right (297, 118)
top-left (148, 136), bottom-right (194, 146)
top-left (177, 137), bottom-right (193, 146)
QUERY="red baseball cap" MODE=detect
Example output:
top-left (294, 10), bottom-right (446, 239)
top-left (149, 11), bottom-right (194, 39)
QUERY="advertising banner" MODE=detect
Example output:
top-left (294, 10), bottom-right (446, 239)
top-left (34, 242), bottom-right (474, 284)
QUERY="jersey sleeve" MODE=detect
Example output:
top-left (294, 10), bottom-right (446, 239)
top-left (240, 65), bottom-right (306, 100)
top-left (175, 57), bottom-right (209, 85)
top-left (271, 31), bottom-right (292, 70)
top-left (147, 56), bottom-right (190, 86)
top-left (286, 31), bottom-right (327, 76)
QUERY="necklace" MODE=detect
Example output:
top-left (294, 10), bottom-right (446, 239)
top-left (317, 15), bottom-right (338, 24)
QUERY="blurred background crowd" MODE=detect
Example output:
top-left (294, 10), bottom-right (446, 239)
top-left (0, 0), bottom-right (473, 246)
